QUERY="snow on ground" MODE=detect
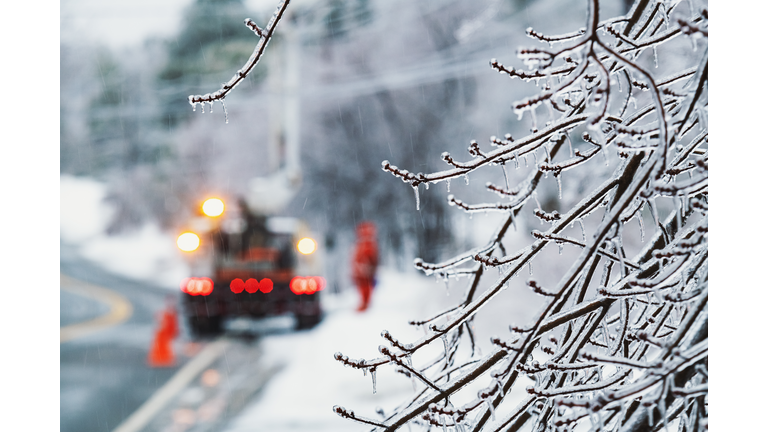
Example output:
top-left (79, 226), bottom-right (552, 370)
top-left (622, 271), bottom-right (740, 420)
top-left (223, 269), bottom-right (453, 432)
top-left (60, 175), bottom-right (190, 289)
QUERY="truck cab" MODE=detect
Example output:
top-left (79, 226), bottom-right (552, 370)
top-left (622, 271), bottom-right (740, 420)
top-left (177, 198), bottom-right (324, 337)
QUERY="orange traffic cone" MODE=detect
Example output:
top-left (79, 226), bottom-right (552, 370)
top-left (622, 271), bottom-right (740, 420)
top-left (148, 307), bottom-right (178, 367)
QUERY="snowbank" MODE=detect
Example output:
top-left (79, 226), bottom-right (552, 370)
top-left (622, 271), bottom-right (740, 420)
top-left (60, 175), bottom-right (190, 289)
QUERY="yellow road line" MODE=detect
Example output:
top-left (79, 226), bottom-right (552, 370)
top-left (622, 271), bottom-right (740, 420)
top-left (60, 274), bottom-right (133, 343)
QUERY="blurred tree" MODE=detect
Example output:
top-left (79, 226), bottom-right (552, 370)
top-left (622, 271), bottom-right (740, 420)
top-left (322, 0), bottom-right (373, 40)
top-left (87, 50), bottom-right (144, 171)
top-left (157, 0), bottom-right (267, 127)
top-left (295, 0), bottom-right (481, 265)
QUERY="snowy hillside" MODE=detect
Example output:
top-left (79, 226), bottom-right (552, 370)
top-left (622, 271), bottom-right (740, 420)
top-left (60, 175), bottom-right (190, 289)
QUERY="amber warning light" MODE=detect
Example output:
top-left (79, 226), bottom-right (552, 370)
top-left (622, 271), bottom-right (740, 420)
top-left (202, 198), bottom-right (225, 217)
top-left (177, 232), bottom-right (200, 252)
top-left (297, 237), bottom-right (317, 255)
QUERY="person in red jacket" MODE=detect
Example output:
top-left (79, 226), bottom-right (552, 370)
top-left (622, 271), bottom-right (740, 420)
top-left (352, 221), bottom-right (378, 312)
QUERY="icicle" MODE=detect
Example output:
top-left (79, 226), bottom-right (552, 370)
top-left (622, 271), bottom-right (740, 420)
top-left (445, 277), bottom-right (450, 296)
top-left (513, 151), bottom-right (520, 169)
top-left (556, 174), bottom-right (562, 199)
top-left (413, 185), bottom-right (421, 211)
top-left (546, 98), bottom-right (556, 123)
top-left (647, 405), bottom-right (654, 427)
top-left (221, 100), bottom-right (229, 124)
top-left (653, 45), bottom-right (659, 68)
top-left (600, 259), bottom-right (611, 287)
top-left (401, 355), bottom-right (417, 390)
top-left (454, 414), bottom-right (465, 432)
top-left (558, 242), bottom-right (563, 255)
top-left (638, 211), bottom-right (645, 242)
top-left (446, 179), bottom-right (451, 192)
top-left (566, 132), bottom-right (574, 157)
top-left (614, 239), bottom-right (625, 272)
top-left (464, 175), bottom-right (470, 185)
top-left (371, 369), bottom-right (377, 394)
top-left (576, 219), bottom-right (587, 243)
top-left (192, 102), bottom-right (197, 112)
top-left (200, 102), bottom-right (205, 114)
top-left (528, 261), bottom-right (533, 275)
top-left (524, 154), bottom-right (529, 167)
top-left (441, 334), bottom-right (450, 367)
top-left (533, 150), bottom-right (539, 169)
top-left (533, 191), bottom-right (542, 210)
top-left (648, 199), bottom-right (660, 226)
top-left (697, 107), bottom-right (707, 131)
top-left (442, 416), bottom-right (448, 432)
top-left (425, 182), bottom-right (430, 190)
top-left (502, 164), bottom-right (510, 190)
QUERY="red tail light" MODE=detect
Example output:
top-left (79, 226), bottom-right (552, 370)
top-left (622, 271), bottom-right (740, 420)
top-left (245, 278), bottom-right (260, 293)
top-left (232, 278), bottom-right (274, 294)
top-left (290, 276), bottom-right (326, 295)
top-left (181, 277), bottom-right (214, 296)
top-left (260, 278), bottom-right (274, 293)
top-left (230, 278), bottom-right (245, 294)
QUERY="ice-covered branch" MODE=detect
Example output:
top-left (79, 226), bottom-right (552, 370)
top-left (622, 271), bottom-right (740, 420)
top-left (331, 0), bottom-right (707, 430)
top-left (187, 0), bottom-right (291, 113)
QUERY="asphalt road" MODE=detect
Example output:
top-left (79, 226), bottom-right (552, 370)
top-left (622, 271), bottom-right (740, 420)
top-left (60, 242), bottom-right (192, 432)
top-left (60, 242), bottom-right (280, 432)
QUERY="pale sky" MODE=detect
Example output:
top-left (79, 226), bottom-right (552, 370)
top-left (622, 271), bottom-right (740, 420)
top-left (61, 0), bottom-right (276, 49)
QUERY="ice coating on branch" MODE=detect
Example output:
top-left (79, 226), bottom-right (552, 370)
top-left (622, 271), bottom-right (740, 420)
top-left (441, 334), bottom-right (449, 368)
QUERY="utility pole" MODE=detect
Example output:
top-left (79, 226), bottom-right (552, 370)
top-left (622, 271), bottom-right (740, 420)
top-left (246, 9), bottom-right (302, 215)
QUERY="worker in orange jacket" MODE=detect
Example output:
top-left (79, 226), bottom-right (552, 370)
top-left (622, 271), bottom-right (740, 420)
top-left (352, 222), bottom-right (378, 312)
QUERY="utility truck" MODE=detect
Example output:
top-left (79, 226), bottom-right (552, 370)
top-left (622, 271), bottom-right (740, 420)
top-left (176, 196), bottom-right (324, 336)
